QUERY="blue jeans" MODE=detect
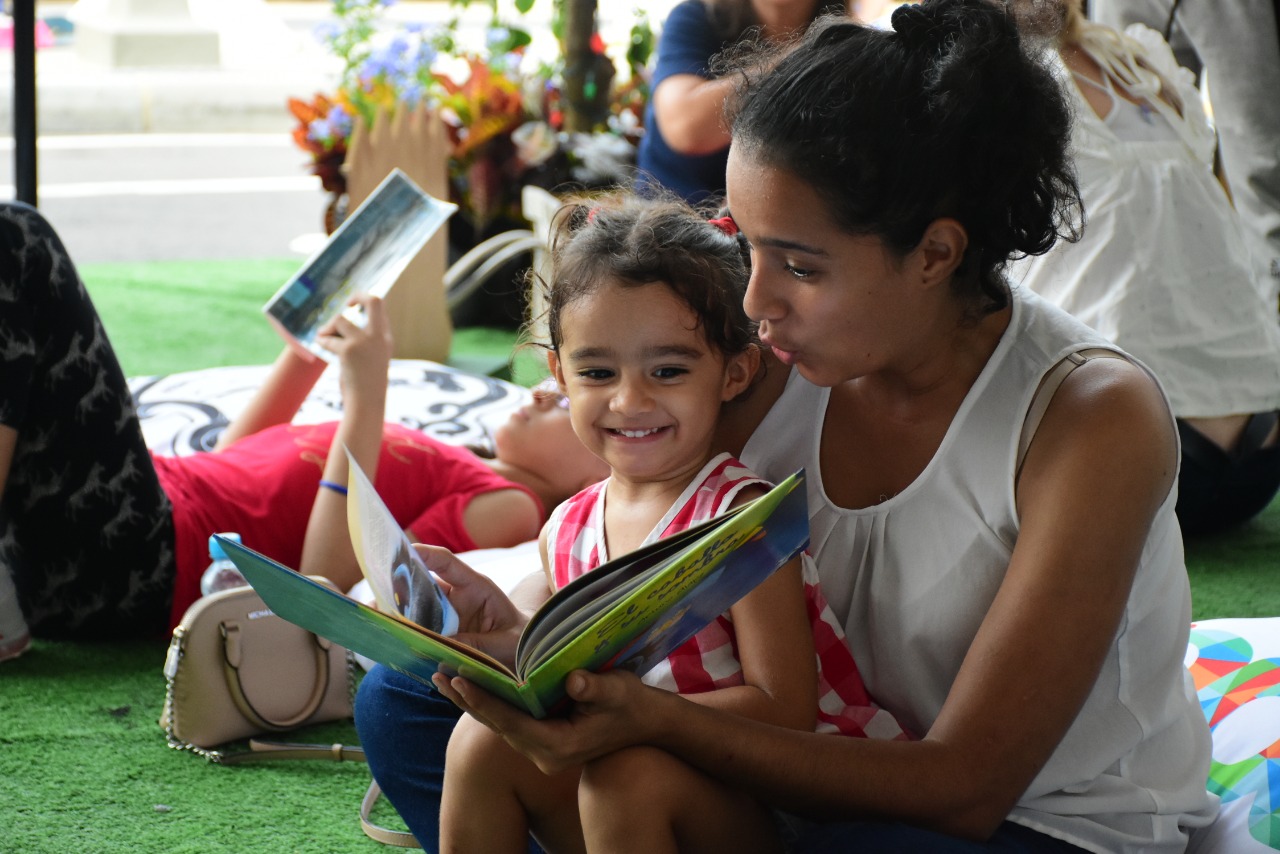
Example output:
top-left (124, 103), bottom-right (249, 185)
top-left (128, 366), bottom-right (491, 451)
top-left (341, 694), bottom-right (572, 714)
top-left (356, 666), bottom-right (1082, 854)
top-left (355, 665), bottom-right (460, 849)
top-left (354, 665), bottom-right (541, 853)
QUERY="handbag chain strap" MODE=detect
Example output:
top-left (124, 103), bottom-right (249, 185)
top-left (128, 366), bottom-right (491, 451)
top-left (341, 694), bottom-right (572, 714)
top-left (162, 640), bottom-right (414, 846)
top-left (161, 625), bottom-right (236, 763)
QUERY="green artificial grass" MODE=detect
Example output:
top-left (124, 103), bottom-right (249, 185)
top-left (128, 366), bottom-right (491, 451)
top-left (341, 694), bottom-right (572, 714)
top-left (80, 258), bottom-right (541, 382)
top-left (1183, 498), bottom-right (1280, 620)
top-left (0, 640), bottom-right (397, 853)
top-left (83, 259), bottom-right (297, 377)
top-left (0, 259), bottom-right (1274, 851)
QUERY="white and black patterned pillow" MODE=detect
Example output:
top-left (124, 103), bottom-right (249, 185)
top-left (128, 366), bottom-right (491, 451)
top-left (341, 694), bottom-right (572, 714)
top-left (130, 360), bottom-right (529, 458)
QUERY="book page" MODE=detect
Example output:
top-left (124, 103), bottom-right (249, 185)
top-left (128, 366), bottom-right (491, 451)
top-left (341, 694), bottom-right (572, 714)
top-left (345, 448), bottom-right (460, 636)
top-left (263, 168), bottom-right (457, 362)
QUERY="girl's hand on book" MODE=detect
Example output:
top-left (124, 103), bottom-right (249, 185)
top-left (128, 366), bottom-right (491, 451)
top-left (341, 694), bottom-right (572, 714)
top-left (435, 669), bottom-right (662, 775)
top-left (414, 544), bottom-right (530, 666)
top-left (316, 294), bottom-right (393, 409)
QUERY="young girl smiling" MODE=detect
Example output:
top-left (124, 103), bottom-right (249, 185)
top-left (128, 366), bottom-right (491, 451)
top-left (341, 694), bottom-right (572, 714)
top-left (437, 194), bottom-right (905, 853)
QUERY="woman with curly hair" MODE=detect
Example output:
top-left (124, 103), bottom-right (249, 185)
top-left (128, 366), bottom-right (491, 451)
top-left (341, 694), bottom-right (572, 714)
top-left (368, 2), bottom-right (1218, 850)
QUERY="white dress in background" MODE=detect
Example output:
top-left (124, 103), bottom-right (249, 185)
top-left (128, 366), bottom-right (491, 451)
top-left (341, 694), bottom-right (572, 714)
top-left (1013, 24), bottom-right (1280, 420)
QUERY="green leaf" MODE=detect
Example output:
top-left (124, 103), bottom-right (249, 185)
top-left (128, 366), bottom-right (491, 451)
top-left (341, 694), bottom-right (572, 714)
top-left (490, 24), bottom-right (534, 54)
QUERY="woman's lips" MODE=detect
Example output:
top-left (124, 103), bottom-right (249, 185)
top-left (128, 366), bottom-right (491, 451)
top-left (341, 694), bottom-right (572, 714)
top-left (760, 333), bottom-right (797, 366)
top-left (771, 346), bottom-right (797, 366)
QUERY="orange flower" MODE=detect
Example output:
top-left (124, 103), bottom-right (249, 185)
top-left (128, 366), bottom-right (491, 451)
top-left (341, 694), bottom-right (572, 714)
top-left (434, 56), bottom-right (527, 160)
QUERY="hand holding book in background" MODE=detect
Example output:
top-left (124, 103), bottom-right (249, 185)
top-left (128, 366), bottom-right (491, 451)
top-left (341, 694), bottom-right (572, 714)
top-left (263, 169), bottom-right (457, 363)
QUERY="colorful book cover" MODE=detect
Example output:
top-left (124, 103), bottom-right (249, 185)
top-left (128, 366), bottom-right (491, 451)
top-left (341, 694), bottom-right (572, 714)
top-left (263, 168), bottom-right (457, 362)
top-left (217, 470), bottom-right (809, 718)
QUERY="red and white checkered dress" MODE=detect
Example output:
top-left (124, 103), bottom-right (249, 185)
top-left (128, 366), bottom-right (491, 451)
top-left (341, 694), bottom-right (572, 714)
top-left (546, 453), bottom-right (910, 740)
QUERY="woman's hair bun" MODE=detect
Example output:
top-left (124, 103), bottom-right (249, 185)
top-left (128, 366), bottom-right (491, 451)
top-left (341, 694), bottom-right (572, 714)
top-left (891, 2), bottom-right (946, 49)
top-left (726, 0), bottom-right (1081, 315)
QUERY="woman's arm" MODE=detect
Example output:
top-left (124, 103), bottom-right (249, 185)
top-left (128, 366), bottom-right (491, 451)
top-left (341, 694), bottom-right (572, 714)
top-left (0, 424), bottom-right (15, 501)
top-left (652, 74), bottom-right (737, 155)
top-left (438, 357), bottom-right (1177, 840)
top-left (296, 294), bottom-right (392, 591)
top-left (213, 347), bottom-right (328, 451)
top-left (645, 0), bottom-right (737, 157)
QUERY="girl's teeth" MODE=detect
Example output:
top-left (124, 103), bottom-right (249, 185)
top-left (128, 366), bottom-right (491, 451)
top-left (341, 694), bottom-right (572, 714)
top-left (617, 427), bottom-right (659, 438)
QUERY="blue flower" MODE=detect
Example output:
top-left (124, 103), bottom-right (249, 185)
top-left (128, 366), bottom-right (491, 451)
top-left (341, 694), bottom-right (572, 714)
top-left (386, 35), bottom-right (410, 57)
top-left (410, 39), bottom-right (437, 69)
top-left (359, 50), bottom-right (398, 81)
top-left (399, 81), bottom-right (425, 105)
top-left (307, 117), bottom-right (333, 145)
top-left (328, 105), bottom-right (353, 138)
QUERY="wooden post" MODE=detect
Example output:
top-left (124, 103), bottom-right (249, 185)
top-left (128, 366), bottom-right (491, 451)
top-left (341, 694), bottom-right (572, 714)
top-left (560, 0), bottom-right (613, 132)
top-left (343, 104), bottom-right (453, 363)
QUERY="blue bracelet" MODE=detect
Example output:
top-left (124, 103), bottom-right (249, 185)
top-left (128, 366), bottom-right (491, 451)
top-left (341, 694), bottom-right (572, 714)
top-left (318, 479), bottom-right (349, 496)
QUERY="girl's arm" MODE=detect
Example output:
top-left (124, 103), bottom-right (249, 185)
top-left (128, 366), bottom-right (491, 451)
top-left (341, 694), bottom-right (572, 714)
top-left (679, 553), bottom-right (816, 731)
top-left (400, 488), bottom-right (543, 559)
top-left (438, 357), bottom-right (1175, 840)
top-left (297, 294), bottom-right (392, 591)
top-left (675, 484), bottom-right (817, 731)
top-left (213, 346), bottom-right (328, 451)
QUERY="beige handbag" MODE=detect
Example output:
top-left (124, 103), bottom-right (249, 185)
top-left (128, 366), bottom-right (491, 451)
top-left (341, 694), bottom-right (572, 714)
top-left (159, 583), bottom-right (419, 847)
top-left (160, 580), bottom-right (357, 761)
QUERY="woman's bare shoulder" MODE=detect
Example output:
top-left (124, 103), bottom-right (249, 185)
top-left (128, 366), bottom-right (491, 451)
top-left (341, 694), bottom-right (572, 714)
top-left (1018, 354), bottom-right (1176, 519)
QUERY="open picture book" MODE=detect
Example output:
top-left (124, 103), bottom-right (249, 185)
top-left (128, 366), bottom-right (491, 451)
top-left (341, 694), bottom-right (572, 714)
top-left (217, 463), bottom-right (810, 718)
top-left (262, 168), bottom-right (457, 362)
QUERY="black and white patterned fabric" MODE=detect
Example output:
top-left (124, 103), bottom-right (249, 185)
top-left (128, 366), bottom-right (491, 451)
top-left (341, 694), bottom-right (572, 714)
top-left (130, 360), bottom-right (530, 459)
top-left (0, 202), bottom-right (175, 638)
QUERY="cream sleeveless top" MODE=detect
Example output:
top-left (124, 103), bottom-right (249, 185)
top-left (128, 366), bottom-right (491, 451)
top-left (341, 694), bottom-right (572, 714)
top-left (1013, 24), bottom-right (1280, 418)
top-left (739, 286), bottom-right (1216, 853)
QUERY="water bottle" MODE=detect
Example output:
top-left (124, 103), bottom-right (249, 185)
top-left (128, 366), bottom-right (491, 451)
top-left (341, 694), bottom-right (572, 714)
top-left (199, 533), bottom-right (246, 596)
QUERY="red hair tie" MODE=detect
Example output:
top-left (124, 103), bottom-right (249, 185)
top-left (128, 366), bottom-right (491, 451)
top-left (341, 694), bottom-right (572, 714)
top-left (707, 215), bottom-right (738, 237)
